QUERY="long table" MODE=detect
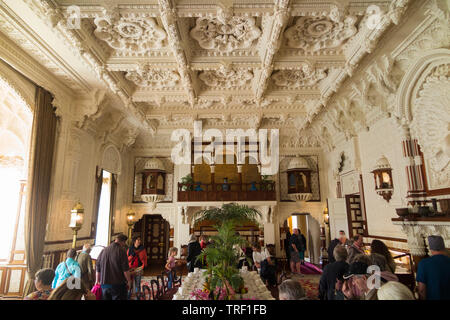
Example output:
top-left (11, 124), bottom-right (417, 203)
top-left (173, 269), bottom-right (275, 300)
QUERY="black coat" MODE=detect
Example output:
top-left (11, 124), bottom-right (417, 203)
top-left (319, 261), bottom-right (349, 300)
top-left (187, 241), bottom-right (202, 272)
top-left (327, 238), bottom-right (341, 264)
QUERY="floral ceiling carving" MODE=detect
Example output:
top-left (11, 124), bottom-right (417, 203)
top-left (94, 14), bottom-right (167, 54)
top-left (272, 65), bottom-right (328, 88)
top-left (199, 65), bottom-right (253, 89)
top-left (284, 10), bottom-right (358, 52)
top-left (190, 16), bottom-right (262, 52)
top-left (125, 66), bottom-right (181, 88)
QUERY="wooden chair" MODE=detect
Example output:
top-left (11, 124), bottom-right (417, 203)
top-left (149, 280), bottom-right (161, 300)
top-left (172, 269), bottom-right (182, 288)
top-left (157, 272), bottom-right (168, 294)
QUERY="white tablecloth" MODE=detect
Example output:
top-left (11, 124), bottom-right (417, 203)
top-left (173, 269), bottom-right (275, 300)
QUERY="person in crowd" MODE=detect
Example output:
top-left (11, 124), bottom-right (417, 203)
top-left (377, 281), bottom-right (415, 300)
top-left (165, 247), bottom-right (178, 289)
top-left (235, 244), bottom-right (247, 269)
top-left (298, 228), bottom-right (307, 265)
top-left (252, 243), bottom-right (276, 287)
top-left (347, 234), bottom-right (366, 264)
top-left (24, 268), bottom-right (55, 300)
top-left (370, 253), bottom-right (398, 283)
top-left (251, 243), bottom-right (270, 273)
top-left (95, 234), bottom-right (132, 300)
top-left (283, 228), bottom-right (291, 264)
top-left (417, 235), bottom-right (450, 300)
top-left (187, 234), bottom-right (202, 272)
top-left (127, 236), bottom-right (148, 296)
top-left (76, 243), bottom-right (95, 290)
top-left (52, 248), bottom-right (81, 289)
top-left (319, 245), bottom-right (349, 300)
top-left (337, 261), bottom-right (376, 300)
top-left (48, 278), bottom-right (96, 300)
top-left (199, 235), bottom-right (208, 249)
top-left (289, 228), bottom-right (305, 275)
top-left (278, 279), bottom-right (307, 300)
top-left (370, 239), bottom-right (396, 273)
top-left (353, 253), bottom-right (372, 266)
top-left (328, 230), bottom-right (350, 263)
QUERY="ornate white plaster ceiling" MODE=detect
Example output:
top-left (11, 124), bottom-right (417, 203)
top-left (0, 0), bottom-right (415, 144)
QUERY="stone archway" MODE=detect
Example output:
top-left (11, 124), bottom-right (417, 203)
top-left (280, 212), bottom-right (322, 265)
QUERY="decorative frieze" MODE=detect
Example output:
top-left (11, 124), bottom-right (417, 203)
top-left (284, 7), bottom-right (358, 52)
top-left (93, 13), bottom-right (167, 54)
top-left (190, 16), bottom-right (262, 52)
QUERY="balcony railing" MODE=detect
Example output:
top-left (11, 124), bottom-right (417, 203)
top-left (177, 182), bottom-right (276, 202)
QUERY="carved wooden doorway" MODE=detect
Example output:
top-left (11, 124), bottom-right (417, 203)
top-left (134, 214), bottom-right (170, 266)
top-left (345, 194), bottom-right (368, 238)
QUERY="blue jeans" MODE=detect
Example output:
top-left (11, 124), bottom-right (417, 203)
top-left (101, 284), bottom-right (127, 300)
top-left (167, 271), bottom-right (173, 289)
top-left (134, 274), bottom-right (142, 293)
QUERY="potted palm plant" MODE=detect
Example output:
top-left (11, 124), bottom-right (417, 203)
top-left (193, 203), bottom-right (261, 300)
top-left (180, 173), bottom-right (194, 191)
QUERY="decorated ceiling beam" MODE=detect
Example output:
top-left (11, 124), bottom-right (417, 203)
top-left (158, 0), bottom-right (196, 106)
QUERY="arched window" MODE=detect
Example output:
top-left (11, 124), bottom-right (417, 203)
top-left (0, 79), bottom-right (32, 262)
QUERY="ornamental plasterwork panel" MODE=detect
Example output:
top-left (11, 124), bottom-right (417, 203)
top-left (93, 14), bottom-right (167, 54)
top-left (411, 64), bottom-right (450, 190)
top-left (125, 66), bottom-right (181, 88)
top-left (189, 16), bottom-right (262, 52)
top-left (198, 65), bottom-right (253, 89)
top-left (271, 65), bottom-right (328, 88)
top-left (284, 9), bottom-right (358, 52)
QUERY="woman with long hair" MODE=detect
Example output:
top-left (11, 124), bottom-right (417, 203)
top-left (370, 240), bottom-right (396, 274)
top-left (47, 278), bottom-right (96, 300)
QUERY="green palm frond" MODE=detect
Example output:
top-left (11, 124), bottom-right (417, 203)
top-left (193, 203), bottom-right (261, 226)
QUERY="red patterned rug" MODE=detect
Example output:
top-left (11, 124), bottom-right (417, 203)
top-left (296, 277), bottom-right (320, 300)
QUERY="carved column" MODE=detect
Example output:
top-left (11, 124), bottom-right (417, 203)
top-left (400, 124), bottom-right (427, 205)
top-left (400, 224), bottom-right (428, 272)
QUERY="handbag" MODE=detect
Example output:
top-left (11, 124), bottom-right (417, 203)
top-left (91, 284), bottom-right (102, 300)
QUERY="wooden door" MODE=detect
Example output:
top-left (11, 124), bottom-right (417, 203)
top-left (143, 215), bottom-right (169, 265)
top-left (327, 198), bottom-right (349, 239)
top-left (345, 194), bottom-right (368, 238)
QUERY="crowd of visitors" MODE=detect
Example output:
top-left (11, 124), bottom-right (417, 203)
top-left (22, 231), bottom-right (449, 301)
top-left (319, 234), bottom-right (450, 300)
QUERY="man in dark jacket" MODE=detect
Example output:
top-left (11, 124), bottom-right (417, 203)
top-left (328, 230), bottom-right (349, 263)
top-left (187, 234), bottom-right (202, 272)
top-left (319, 244), bottom-right (349, 300)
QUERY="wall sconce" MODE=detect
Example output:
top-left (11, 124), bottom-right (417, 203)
top-left (126, 210), bottom-right (136, 246)
top-left (70, 201), bottom-right (85, 249)
top-left (371, 156), bottom-right (394, 202)
top-left (323, 207), bottom-right (329, 225)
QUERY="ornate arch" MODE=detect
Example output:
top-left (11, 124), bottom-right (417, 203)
top-left (396, 49), bottom-right (450, 191)
top-left (101, 144), bottom-right (122, 175)
top-left (0, 62), bottom-right (34, 112)
top-left (396, 48), bottom-right (450, 122)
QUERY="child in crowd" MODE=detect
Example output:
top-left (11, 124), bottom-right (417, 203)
top-left (165, 247), bottom-right (178, 289)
